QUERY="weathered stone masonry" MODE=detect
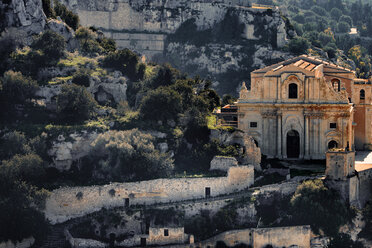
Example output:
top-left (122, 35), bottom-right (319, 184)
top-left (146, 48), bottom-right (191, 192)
top-left (45, 166), bottom-right (254, 224)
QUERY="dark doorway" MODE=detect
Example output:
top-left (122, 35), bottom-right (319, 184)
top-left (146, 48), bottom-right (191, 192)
top-left (287, 130), bottom-right (300, 158)
top-left (328, 140), bottom-right (338, 149)
top-left (124, 198), bottom-right (129, 207)
top-left (141, 238), bottom-right (146, 247)
top-left (205, 187), bottom-right (211, 198)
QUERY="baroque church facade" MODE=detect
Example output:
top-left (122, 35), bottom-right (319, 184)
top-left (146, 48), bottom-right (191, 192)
top-left (236, 55), bottom-right (372, 159)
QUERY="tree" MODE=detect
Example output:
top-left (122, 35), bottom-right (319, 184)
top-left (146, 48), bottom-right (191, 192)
top-left (310, 6), bottom-right (328, 17)
top-left (222, 94), bottom-right (237, 106)
top-left (101, 49), bottom-right (142, 81)
top-left (339, 15), bottom-right (353, 26)
top-left (0, 131), bottom-right (30, 160)
top-left (140, 87), bottom-right (182, 123)
top-left (75, 27), bottom-right (103, 55)
top-left (56, 83), bottom-right (97, 122)
top-left (0, 170), bottom-right (48, 243)
top-left (90, 129), bottom-right (174, 180)
top-left (151, 64), bottom-right (183, 88)
top-left (2, 154), bottom-right (46, 186)
top-left (337, 21), bottom-right (351, 33)
top-left (287, 37), bottom-right (311, 54)
top-left (290, 179), bottom-right (353, 236)
top-left (0, 70), bottom-right (38, 105)
top-left (32, 30), bottom-right (65, 63)
top-left (330, 8), bottom-right (342, 21)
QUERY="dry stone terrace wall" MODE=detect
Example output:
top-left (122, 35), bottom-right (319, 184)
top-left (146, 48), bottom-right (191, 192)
top-left (45, 166), bottom-right (254, 224)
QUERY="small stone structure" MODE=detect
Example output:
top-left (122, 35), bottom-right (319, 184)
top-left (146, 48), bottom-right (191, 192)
top-left (325, 149), bottom-right (372, 207)
top-left (210, 156), bottom-right (238, 171)
top-left (45, 166), bottom-right (254, 224)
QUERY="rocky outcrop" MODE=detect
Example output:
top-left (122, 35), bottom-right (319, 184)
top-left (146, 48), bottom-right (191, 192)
top-left (210, 156), bottom-right (238, 171)
top-left (46, 18), bottom-right (78, 51)
top-left (0, 0), bottom-right (46, 43)
top-left (48, 131), bottom-right (99, 171)
top-left (210, 129), bottom-right (262, 171)
top-left (55, 0), bottom-right (294, 94)
top-left (88, 71), bottom-right (128, 105)
top-left (36, 70), bottom-right (127, 108)
top-left (164, 42), bottom-right (291, 93)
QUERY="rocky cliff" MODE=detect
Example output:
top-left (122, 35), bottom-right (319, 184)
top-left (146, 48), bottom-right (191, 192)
top-left (56, 0), bottom-right (294, 94)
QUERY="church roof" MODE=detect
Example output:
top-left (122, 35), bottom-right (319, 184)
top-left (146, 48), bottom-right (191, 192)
top-left (253, 55), bottom-right (355, 75)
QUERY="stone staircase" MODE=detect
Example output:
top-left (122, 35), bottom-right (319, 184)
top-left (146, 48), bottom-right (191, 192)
top-left (33, 224), bottom-right (69, 248)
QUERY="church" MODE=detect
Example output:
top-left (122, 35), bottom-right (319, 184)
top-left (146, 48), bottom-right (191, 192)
top-left (235, 55), bottom-right (372, 159)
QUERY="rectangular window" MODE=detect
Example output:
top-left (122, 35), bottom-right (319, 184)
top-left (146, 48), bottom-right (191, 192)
top-left (164, 229), bottom-right (169, 236)
top-left (250, 122), bottom-right (257, 128)
top-left (330, 123), bottom-right (337, 129)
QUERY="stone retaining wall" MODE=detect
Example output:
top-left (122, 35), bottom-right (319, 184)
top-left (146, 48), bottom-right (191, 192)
top-left (45, 166), bottom-right (254, 224)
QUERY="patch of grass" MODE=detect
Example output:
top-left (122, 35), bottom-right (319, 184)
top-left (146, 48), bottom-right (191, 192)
top-left (57, 53), bottom-right (98, 68)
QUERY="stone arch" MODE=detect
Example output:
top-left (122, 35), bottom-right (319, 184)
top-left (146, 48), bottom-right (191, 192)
top-left (328, 140), bottom-right (338, 149)
top-left (281, 74), bottom-right (304, 100)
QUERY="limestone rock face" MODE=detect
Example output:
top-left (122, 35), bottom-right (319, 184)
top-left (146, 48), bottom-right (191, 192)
top-left (35, 84), bottom-right (62, 110)
top-left (88, 71), bottom-right (128, 105)
top-left (48, 131), bottom-right (99, 171)
top-left (46, 18), bottom-right (78, 51)
top-left (0, 0), bottom-right (46, 43)
top-left (54, 0), bottom-right (294, 94)
top-left (210, 156), bottom-right (238, 171)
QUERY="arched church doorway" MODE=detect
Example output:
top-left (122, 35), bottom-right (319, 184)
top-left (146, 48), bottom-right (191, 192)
top-left (287, 130), bottom-right (300, 158)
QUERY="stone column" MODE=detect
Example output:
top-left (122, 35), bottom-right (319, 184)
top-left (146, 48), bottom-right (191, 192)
top-left (277, 113), bottom-right (282, 158)
top-left (304, 114), bottom-right (310, 159)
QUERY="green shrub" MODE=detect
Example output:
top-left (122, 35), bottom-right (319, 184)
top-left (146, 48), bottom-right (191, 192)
top-left (337, 21), bottom-right (351, 33)
top-left (328, 233), bottom-right (364, 248)
top-left (0, 168), bottom-right (48, 243)
top-left (0, 70), bottom-right (38, 104)
top-left (56, 83), bottom-right (97, 123)
top-left (0, 131), bottom-right (30, 160)
top-left (42, 0), bottom-right (55, 18)
top-left (287, 37), bottom-right (311, 54)
top-left (101, 49), bottom-right (143, 81)
top-left (72, 68), bottom-right (91, 87)
top-left (290, 179), bottom-right (353, 236)
top-left (53, 0), bottom-right (79, 30)
top-left (2, 153), bottom-right (46, 186)
top-left (90, 129), bottom-right (174, 181)
top-left (32, 30), bottom-right (65, 63)
top-left (140, 87), bottom-right (182, 123)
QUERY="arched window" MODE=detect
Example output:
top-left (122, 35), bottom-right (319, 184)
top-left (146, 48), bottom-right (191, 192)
top-left (288, 83), bottom-right (298, 99)
top-left (331, 79), bottom-right (341, 92)
top-left (360, 89), bottom-right (365, 100)
top-left (328, 140), bottom-right (338, 149)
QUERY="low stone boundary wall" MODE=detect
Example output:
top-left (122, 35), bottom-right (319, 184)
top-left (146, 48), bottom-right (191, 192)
top-left (0, 237), bottom-right (34, 248)
top-left (45, 166), bottom-right (254, 224)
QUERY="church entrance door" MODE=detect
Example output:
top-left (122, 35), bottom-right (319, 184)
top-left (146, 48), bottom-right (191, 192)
top-left (287, 130), bottom-right (300, 158)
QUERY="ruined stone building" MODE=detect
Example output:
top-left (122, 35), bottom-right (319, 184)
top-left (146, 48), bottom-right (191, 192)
top-left (236, 55), bottom-right (372, 159)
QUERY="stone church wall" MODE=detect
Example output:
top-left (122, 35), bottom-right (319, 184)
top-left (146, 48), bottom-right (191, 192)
top-left (45, 166), bottom-right (254, 224)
